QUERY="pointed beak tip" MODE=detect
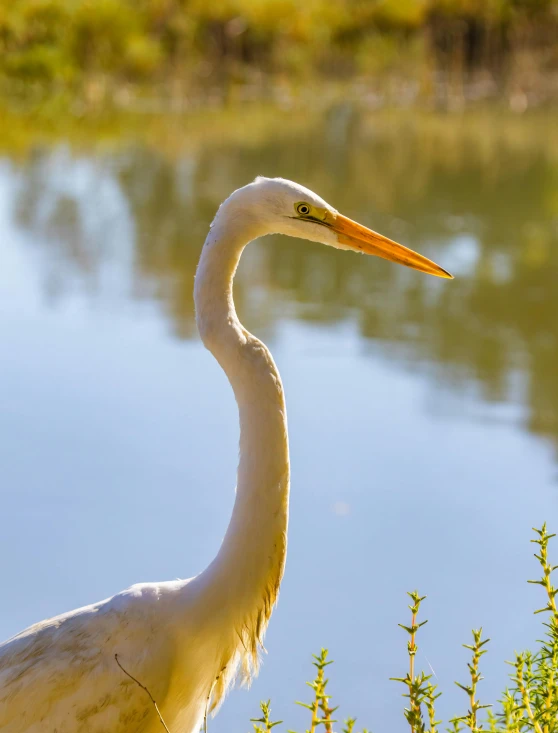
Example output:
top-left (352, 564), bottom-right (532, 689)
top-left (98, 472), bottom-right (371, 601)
top-left (438, 268), bottom-right (454, 280)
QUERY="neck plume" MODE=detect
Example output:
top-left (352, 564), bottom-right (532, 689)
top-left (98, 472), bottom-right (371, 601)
top-left (193, 209), bottom-right (290, 699)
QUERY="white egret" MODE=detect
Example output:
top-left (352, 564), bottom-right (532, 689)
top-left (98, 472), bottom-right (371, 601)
top-left (0, 177), bottom-right (452, 733)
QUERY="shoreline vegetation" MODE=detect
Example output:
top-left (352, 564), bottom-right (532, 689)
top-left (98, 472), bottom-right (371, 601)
top-left (268, 526), bottom-right (558, 732)
top-left (1, 0), bottom-right (557, 114)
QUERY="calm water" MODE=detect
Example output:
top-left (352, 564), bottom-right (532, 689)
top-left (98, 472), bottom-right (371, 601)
top-left (1, 107), bottom-right (558, 731)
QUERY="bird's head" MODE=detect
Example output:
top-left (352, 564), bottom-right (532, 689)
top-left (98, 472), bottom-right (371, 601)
top-left (222, 176), bottom-right (452, 279)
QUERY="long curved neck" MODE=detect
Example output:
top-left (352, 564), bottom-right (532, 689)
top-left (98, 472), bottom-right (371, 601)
top-left (193, 211), bottom-right (289, 626)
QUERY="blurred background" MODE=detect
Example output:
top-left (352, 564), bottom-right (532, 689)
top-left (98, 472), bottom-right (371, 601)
top-left (1, 1), bottom-right (558, 731)
top-left (0, 0), bottom-right (558, 109)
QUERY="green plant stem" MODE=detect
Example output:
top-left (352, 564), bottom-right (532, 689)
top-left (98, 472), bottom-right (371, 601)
top-left (408, 594), bottom-right (422, 732)
top-left (319, 695), bottom-right (333, 733)
top-left (309, 699), bottom-right (320, 733)
top-left (544, 662), bottom-right (554, 733)
top-left (516, 656), bottom-right (543, 733)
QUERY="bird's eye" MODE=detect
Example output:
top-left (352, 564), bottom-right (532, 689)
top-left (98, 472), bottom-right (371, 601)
top-left (296, 202), bottom-right (311, 216)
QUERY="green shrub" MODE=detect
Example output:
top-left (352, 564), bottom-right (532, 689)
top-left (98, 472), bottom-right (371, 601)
top-left (0, 0), bottom-right (556, 101)
top-left (251, 525), bottom-right (558, 733)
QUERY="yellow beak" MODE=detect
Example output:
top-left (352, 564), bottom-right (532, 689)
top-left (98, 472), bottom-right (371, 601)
top-left (333, 213), bottom-right (453, 280)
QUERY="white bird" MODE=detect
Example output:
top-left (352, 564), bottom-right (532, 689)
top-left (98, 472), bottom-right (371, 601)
top-left (0, 177), bottom-right (452, 733)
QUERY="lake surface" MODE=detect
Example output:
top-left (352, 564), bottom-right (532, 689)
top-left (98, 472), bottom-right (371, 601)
top-left (1, 106), bottom-right (557, 731)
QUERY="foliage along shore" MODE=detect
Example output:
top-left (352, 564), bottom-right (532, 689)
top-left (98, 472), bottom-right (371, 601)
top-left (1, 0), bottom-right (558, 111)
top-left (257, 526), bottom-right (558, 732)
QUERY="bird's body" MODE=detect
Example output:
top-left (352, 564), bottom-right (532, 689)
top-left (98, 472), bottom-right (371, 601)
top-left (0, 580), bottom-right (199, 732)
top-left (0, 178), bottom-right (450, 732)
top-left (0, 570), bottom-right (281, 732)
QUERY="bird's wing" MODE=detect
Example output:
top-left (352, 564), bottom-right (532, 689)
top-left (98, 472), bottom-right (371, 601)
top-left (0, 579), bottom-right (190, 731)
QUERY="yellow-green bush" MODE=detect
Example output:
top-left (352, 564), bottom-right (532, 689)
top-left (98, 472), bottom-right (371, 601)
top-left (0, 0), bottom-right (556, 100)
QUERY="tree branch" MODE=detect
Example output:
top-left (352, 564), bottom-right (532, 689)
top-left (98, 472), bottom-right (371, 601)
top-left (114, 653), bottom-right (171, 733)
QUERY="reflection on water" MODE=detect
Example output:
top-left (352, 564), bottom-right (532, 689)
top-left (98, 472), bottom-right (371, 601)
top-left (10, 110), bottom-right (558, 447)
